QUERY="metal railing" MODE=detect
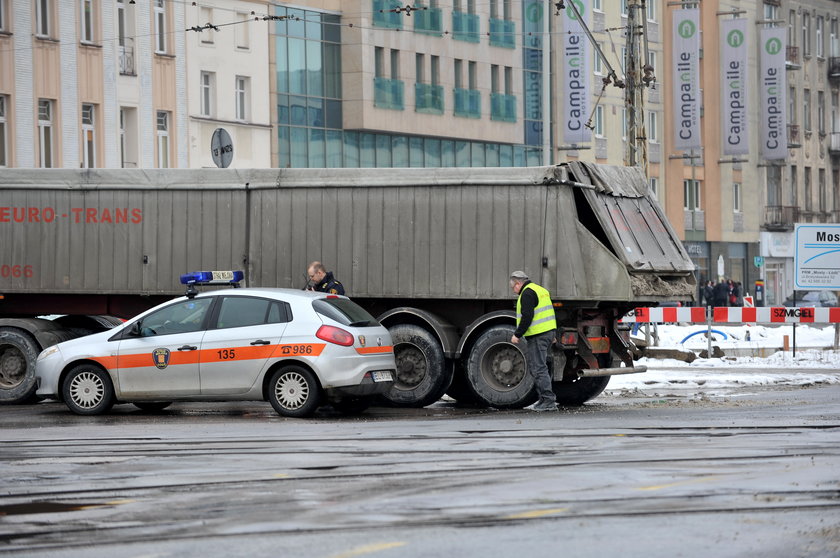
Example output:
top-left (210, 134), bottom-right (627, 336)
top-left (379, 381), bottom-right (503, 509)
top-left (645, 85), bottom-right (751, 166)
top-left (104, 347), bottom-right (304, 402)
top-left (119, 39), bottom-right (135, 75)
top-left (763, 205), bottom-right (797, 228)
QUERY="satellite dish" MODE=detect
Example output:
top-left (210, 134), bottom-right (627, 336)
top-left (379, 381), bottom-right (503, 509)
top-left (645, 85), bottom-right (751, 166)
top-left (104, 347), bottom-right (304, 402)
top-left (210, 128), bottom-right (234, 168)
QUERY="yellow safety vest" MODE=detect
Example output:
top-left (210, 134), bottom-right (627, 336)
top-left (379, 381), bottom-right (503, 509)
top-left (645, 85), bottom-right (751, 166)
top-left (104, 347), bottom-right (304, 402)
top-left (516, 283), bottom-right (557, 337)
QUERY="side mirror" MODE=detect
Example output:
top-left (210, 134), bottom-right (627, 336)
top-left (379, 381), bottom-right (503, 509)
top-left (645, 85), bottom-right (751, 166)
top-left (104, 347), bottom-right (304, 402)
top-left (128, 321), bottom-right (142, 337)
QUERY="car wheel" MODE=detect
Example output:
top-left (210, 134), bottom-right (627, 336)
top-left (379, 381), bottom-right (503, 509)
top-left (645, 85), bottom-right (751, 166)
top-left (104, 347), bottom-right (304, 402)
top-left (267, 365), bottom-right (321, 418)
top-left (62, 364), bottom-right (115, 415)
top-left (133, 402), bottom-right (172, 412)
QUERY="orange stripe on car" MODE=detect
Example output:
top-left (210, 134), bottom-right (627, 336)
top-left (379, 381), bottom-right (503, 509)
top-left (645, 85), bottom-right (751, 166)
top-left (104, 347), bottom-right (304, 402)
top-left (90, 343), bottom-right (327, 370)
top-left (355, 346), bottom-right (394, 355)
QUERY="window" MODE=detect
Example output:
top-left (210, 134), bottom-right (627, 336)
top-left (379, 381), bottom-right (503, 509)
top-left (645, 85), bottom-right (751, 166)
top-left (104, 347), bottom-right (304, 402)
top-left (802, 12), bottom-right (811, 57)
top-left (763, 3), bottom-right (777, 23)
top-left (117, 0), bottom-right (127, 45)
top-left (817, 16), bottom-right (824, 58)
top-left (431, 56), bottom-right (440, 87)
top-left (375, 47), bottom-right (384, 78)
top-left (648, 177), bottom-right (658, 196)
top-left (788, 10), bottom-right (796, 47)
top-left (454, 58), bottom-right (463, 89)
top-left (593, 0), bottom-right (602, 12)
top-left (235, 12), bottom-right (249, 49)
top-left (733, 183), bottom-right (741, 213)
top-left (646, 0), bottom-right (656, 22)
top-left (684, 179), bottom-right (701, 211)
top-left (0, 95), bottom-right (7, 167)
top-left (119, 108), bottom-right (127, 167)
top-left (594, 43), bottom-right (604, 74)
top-left (647, 50), bottom-right (657, 74)
top-left (804, 89), bottom-right (811, 132)
top-left (832, 19), bottom-right (839, 58)
top-left (833, 91), bottom-right (839, 133)
top-left (0, 0), bottom-right (5, 32)
top-left (648, 111), bottom-right (658, 143)
top-left (819, 168), bottom-right (827, 212)
top-left (156, 110), bottom-right (170, 168)
top-left (138, 298), bottom-right (213, 337)
top-left (468, 61), bottom-right (477, 89)
top-left (38, 99), bottom-right (54, 168)
top-left (154, 0), bottom-right (167, 53)
top-left (81, 103), bottom-right (96, 168)
top-left (804, 167), bottom-right (812, 211)
top-left (789, 87), bottom-right (797, 124)
top-left (199, 7), bottom-right (214, 44)
top-left (214, 297), bottom-right (289, 329)
top-left (200, 71), bottom-right (215, 117)
top-left (235, 76), bottom-right (249, 121)
top-left (622, 108), bottom-right (627, 139)
top-left (491, 64), bottom-right (499, 93)
top-left (504, 66), bottom-right (512, 95)
top-left (818, 91), bottom-right (825, 134)
top-left (416, 54), bottom-right (425, 83)
top-left (790, 165), bottom-right (798, 206)
top-left (81, 0), bottom-right (94, 43)
top-left (621, 0), bottom-right (628, 17)
top-left (594, 105), bottom-right (604, 137)
top-left (36, 0), bottom-right (51, 37)
top-left (119, 107), bottom-right (138, 168)
top-left (390, 49), bottom-right (400, 79)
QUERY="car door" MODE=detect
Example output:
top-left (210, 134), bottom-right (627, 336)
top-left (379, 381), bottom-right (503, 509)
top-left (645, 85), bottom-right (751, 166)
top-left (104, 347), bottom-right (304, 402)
top-left (114, 297), bottom-right (213, 397)
top-left (199, 295), bottom-right (290, 395)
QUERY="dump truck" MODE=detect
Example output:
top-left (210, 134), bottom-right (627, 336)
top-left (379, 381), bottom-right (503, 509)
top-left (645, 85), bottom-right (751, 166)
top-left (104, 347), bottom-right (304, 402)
top-left (0, 163), bottom-right (695, 407)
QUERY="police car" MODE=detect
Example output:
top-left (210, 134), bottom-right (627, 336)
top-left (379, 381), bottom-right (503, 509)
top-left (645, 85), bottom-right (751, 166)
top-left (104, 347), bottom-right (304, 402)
top-left (35, 271), bottom-right (395, 417)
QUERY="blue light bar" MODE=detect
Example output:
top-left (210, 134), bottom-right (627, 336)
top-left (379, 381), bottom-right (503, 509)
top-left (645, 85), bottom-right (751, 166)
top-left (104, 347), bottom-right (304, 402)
top-left (180, 270), bottom-right (244, 285)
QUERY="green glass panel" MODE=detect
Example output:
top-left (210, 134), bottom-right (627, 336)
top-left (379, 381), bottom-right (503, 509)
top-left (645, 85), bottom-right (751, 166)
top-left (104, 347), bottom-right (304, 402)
top-left (441, 140), bottom-right (455, 166)
top-left (409, 137), bottom-right (424, 167)
top-left (287, 8), bottom-right (306, 37)
top-left (425, 138), bottom-right (441, 167)
top-left (376, 134), bottom-right (392, 167)
top-left (471, 142), bottom-right (485, 166)
top-left (309, 128), bottom-right (325, 167)
top-left (326, 130), bottom-right (343, 167)
top-left (278, 126), bottom-right (290, 168)
top-left (344, 131), bottom-right (360, 167)
top-left (392, 135), bottom-right (409, 166)
top-left (360, 133), bottom-right (376, 167)
top-left (455, 140), bottom-right (470, 167)
top-left (290, 127), bottom-right (308, 167)
top-left (288, 38), bottom-right (306, 95)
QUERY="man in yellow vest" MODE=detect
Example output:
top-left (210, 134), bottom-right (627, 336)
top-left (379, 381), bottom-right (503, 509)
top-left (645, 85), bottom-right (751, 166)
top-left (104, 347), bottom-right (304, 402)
top-left (510, 270), bottom-right (558, 412)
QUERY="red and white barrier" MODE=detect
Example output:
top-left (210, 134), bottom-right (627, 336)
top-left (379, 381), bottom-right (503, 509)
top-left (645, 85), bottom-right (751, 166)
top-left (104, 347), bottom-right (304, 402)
top-left (620, 306), bottom-right (840, 324)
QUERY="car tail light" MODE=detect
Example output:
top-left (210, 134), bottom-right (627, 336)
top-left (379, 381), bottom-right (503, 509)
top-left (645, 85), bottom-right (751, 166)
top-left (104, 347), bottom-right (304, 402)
top-left (316, 325), bottom-right (354, 346)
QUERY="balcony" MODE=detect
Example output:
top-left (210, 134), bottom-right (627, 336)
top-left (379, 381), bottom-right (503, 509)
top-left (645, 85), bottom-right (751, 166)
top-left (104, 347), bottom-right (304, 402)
top-left (119, 40), bottom-right (135, 76)
top-left (374, 77), bottom-right (404, 110)
top-left (763, 205), bottom-right (797, 230)
top-left (786, 46), bottom-right (801, 69)
top-left (413, 5), bottom-right (442, 35)
top-left (490, 93), bottom-right (516, 122)
top-left (454, 88), bottom-right (481, 118)
top-left (489, 18), bottom-right (516, 49)
top-left (415, 83), bottom-right (444, 114)
top-left (788, 124), bottom-right (801, 148)
top-left (452, 11), bottom-right (479, 43)
top-left (373, 0), bottom-right (402, 29)
top-left (830, 57), bottom-right (840, 81)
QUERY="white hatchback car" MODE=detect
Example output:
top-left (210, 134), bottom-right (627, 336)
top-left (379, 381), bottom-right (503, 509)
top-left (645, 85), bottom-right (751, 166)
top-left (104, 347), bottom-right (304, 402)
top-left (35, 277), bottom-right (395, 418)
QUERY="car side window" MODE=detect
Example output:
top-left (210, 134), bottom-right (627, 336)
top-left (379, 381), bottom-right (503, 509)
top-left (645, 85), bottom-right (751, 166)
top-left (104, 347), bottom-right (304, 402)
top-left (214, 296), bottom-right (291, 329)
top-left (139, 298), bottom-right (213, 337)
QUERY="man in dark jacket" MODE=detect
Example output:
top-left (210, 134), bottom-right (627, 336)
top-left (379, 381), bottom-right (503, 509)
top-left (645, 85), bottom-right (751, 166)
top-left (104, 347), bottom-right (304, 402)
top-left (712, 278), bottom-right (730, 307)
top-left (307, 261), bottom-right (345, 295)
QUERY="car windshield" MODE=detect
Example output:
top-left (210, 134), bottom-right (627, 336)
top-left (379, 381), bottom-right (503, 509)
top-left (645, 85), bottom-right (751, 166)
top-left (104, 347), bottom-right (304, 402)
top-left (312, 298), bottom-right (379, 327)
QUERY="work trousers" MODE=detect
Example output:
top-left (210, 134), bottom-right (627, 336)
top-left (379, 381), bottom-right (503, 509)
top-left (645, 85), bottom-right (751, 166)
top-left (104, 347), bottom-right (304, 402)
top-left (523, 330), bottom-right (556, 404)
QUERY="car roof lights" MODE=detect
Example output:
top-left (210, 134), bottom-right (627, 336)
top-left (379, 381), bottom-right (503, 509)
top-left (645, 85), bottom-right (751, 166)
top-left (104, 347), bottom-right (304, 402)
top-left (180, 270), bottom-right (244, 298)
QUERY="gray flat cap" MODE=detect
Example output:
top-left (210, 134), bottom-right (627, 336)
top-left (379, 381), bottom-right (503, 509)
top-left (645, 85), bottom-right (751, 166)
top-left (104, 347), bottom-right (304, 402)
top-left (510, 270), bottom-right (529, 280)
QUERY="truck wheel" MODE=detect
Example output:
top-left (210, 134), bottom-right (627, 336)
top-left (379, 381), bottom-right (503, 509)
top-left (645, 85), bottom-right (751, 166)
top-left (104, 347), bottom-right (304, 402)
top-left (381, 324), bottom-right (450, 408)
top-left (267, 365), bottom-right (321, 418)
top-left (0, 328), bottom-right (41, 404)
top-left (62, 364), bottom-right (115, 415)
top-left (553, 354), bottom-right (611, 405)
top-left (465, 325), bottom-right (536, 409)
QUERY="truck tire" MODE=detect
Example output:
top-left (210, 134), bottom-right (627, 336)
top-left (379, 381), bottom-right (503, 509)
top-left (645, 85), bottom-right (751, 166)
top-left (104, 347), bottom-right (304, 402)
top-left (465, 325), bottom-right (536, 409)
top-left (382, 324), bottom-right (450, 408)
top-left (553, 354), bottom-right (611, 405)
top-left (0, 328), bottom-right (41, 404)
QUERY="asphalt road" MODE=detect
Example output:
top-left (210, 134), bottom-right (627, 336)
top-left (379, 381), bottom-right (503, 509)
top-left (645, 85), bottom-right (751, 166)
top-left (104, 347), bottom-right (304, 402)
top-left (1, 382), bottom-right (839, 558)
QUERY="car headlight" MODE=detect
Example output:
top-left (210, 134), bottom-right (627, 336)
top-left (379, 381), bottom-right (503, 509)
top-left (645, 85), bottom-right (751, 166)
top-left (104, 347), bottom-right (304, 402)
top-left (37, 345), bottom-right (60, 361)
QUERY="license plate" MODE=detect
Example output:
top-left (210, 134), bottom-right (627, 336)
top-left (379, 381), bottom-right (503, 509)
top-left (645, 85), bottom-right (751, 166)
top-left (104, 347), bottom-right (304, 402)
top-left (371, 370), bottom-right (393, 382)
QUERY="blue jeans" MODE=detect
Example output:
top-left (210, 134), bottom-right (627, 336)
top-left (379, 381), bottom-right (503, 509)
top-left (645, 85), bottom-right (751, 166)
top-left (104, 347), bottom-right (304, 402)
top-left (523, 331), bottom-right (556, 404)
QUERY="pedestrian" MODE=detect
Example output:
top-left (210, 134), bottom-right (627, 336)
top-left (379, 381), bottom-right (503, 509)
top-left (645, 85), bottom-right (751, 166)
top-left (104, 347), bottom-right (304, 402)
top-left (509, 270), bottom-right (558, 412)
top-left (731, 281), bottom-right (743, 307)
top-left (306, 261), bottom-right (345, 295)
top-left (703, 280), bottom-right (714, 308)
top-left (712, 278), bottom-right (730, 307)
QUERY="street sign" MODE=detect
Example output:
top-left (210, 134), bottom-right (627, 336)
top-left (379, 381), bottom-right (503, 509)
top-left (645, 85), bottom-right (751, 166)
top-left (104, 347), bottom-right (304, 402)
top-left (794, 223), bottom-right (840, 289)
top-left (753, 256), bottom-right (764, 268)
top-left (210, 128), bottom-right (234, 168)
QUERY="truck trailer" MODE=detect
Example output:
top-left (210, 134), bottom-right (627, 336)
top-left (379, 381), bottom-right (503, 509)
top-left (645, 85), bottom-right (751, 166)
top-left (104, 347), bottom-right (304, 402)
top-left (0, 163), bottom-right (695, 407)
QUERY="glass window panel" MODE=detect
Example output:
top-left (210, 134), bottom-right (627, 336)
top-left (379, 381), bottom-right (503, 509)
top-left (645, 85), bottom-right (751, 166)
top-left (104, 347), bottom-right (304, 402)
top-left (325, 100), bottom-right (342, 129)
top-left (410, 137), bottom-right (424, 167)
top-left (287, 9), bottom-right (306, 37)
top-left (274, 7), bottom-right (287, 35)
top-left (471, 142), bottom-right (486, 166)
top-left (392, 135), bottom-right (409, 166)
top-left (513, 146), bottom-right (526, 167)
top-left (276, 40), bottom-right (289, 93)
top-left (278, 126), bottom-right (290, 168)
top-left (525, 121), bottom-right (541, 146)
top-left (360, 133), bottom-right (376, 167)
top-left (526, 148), bottom-right (542, 166)
top-left (485, 143), bottom-right (500, 166)
top-left (441, 140), bottom-right (455, 166)
top-left (277, 94), bottom-right (289, 124)
top-left (455, 141), bottom-right (470, 167)
top-left (425, 139), bottom-right (441, 167)
top-left (499, 144), bottom-right (513, 166)
top-left (308, 98), bottom-right (324, 127)
top-left (306, 40), bottom-right (323, 97)
top-left (344, 131), bottom-right (360, 167)
top-left (324, 15), bottom-right (341, 43)
top-left (326, 130), bottom-right (343, 167)
top-left (290, 96), bottom-right (307, 125)
top-left (376, 134), bottom-right (392, 167)
top-left (290, 127), bottom-right (308, 167)
top-left (324, 44), bottom-right (342, 98)
top-left (306, 12), bottom-right (322, 40)
top-left (288, 38), bottom-right (306, 95)
top-left (309, 128), bottom-right (325, 167)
